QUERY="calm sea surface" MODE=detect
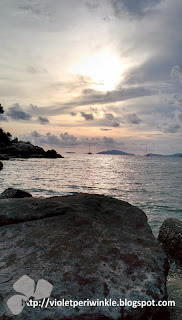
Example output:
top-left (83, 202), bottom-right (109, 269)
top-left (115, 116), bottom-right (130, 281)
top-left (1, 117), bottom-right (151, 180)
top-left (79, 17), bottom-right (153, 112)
top-left (0, 154), bottom-right (182, 237)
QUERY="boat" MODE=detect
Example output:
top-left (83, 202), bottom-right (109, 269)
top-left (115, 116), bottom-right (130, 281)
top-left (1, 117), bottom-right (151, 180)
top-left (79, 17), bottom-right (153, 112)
top-left (87, 145), bottom-right (92, 155)
top-left (145, 147), bottom-right (150, 156)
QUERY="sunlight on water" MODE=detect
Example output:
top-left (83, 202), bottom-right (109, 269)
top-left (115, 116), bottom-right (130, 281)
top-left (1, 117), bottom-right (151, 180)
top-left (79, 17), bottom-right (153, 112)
top-left (0, 155), bottom-right (182, 237)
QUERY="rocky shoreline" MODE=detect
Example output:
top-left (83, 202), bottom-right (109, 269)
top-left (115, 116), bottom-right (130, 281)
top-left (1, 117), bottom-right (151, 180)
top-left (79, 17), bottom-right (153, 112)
top-left (0, 140), bottom-right (63, 160)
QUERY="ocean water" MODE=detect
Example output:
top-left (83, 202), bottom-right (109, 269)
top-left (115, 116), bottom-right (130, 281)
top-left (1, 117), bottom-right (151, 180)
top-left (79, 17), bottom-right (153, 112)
top-left (0, 154), bottom-right (182, 237)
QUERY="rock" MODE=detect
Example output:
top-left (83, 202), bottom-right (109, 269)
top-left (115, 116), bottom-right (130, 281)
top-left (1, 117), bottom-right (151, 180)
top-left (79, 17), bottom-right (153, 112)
top-left (0, 188), bottom-right (32, 199)
top-left (0, 160), bottom-right (3, 170)
top-left (158, 218), bottom-right (182, 261)
top-left (0, 140), bottom-right (63, 159)
top-left (0, 194), bottom-right (168, 319)
top-left (46, 149), bottom-right (63, 158)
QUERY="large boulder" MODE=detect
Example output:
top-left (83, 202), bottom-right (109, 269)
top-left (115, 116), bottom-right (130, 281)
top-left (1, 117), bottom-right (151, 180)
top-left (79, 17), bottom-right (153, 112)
top-left (0, 160), bottom-right (3, 170)
top-left (0, 188), bottom-right (32, 199)
top-left (158, 218), bottom-right (182, 261)
top-left (0, 194), bottom-right (168, 319)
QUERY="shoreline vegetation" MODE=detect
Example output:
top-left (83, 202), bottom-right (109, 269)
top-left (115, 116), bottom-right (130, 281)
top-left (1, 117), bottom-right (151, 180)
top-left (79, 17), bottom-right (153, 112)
top-left (0, 104), bottom-right (63, 160)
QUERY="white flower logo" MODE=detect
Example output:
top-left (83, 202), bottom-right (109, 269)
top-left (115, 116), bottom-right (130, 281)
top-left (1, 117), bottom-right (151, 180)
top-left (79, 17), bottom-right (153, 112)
top-left (7, 275), bottom-right (53, 315)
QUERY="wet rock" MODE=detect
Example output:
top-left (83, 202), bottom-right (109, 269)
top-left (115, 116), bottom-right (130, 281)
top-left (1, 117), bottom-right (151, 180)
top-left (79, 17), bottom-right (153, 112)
top-left (0, 188), bottom-right (32, 199)
top-left (158, 218), bottom-right (182, 262)
top-left (0, 194), bottom-right (168, 319)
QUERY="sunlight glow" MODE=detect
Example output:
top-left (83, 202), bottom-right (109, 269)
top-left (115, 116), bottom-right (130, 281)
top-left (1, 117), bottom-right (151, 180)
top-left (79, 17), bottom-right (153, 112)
top-left (75, 51), bottom-right (123, 92)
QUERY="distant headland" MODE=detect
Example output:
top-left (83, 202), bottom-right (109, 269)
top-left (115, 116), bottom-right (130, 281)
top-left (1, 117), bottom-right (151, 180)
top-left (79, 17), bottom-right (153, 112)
top-left (0, 128), bottom-right (63, 160)
top-left (97, 149), bottom-right (135, 155)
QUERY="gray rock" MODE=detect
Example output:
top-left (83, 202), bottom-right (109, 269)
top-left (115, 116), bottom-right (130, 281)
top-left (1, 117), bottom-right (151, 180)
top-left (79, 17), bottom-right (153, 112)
top-left (158, 218), bottom-right (182, 261)
top-left (0, 188), bottom-right (32, 199)
top-left (0, 160), bottom-right (3, 170)
top-left (0, 194), bottom-right (168, 319)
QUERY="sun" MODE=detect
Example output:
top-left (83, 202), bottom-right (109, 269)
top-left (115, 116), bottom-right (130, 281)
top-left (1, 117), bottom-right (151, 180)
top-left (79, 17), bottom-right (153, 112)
top-left (75, 51), bottom-right (122, 92)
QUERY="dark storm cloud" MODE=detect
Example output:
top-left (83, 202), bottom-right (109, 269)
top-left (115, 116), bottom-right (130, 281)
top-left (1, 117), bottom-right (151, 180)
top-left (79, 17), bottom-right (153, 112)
top-left (6, 103), bottom-right (32, 121)
top-left (80, 112), bottom-right (94, 120)
top-left (38, 116), bottom-right (50, 124)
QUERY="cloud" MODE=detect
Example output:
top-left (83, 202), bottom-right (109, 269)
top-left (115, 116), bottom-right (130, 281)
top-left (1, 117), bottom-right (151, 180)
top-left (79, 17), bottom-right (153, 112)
top-left (38, 116), bottom-right (50, 124)
top-left (171, 65), bottom-right (182, 82)
top-left (21, 131), bottom-right (124, 148)
top-left (70, 112), bottom-right (77, 116)
top-left (80, 112), bottom-right (94, 120)
top-left (0, 113), bottom-right (8, 121)
top-left (111, 0), bottom-right (161, 17)
top-left (85, 0), bottom-right (99, 10)
top-left (163, 124), bottom-right (181, 133)
top-left (30, 104), bottom-right (38, 111)
top-left (112, 121), bottom-right (120, 127)
top-left (31, 131), bottom-right (42, 138)
top-left (99, 112), bottom-right (121, 127)
top-left (102, 136), bottom-right (115, 144)
top-left (79, 87), bottom-right (155, 106)
top-left (6, 104), bottom-right (32, 121)
top-left (178, 113), bottom-right (182, 121)
top-left (124, 113), bottom-right (141, 124)
top-left (59, 132), bottom-right (78, 145)
top-left (27, 66), bottom-right (47, 74)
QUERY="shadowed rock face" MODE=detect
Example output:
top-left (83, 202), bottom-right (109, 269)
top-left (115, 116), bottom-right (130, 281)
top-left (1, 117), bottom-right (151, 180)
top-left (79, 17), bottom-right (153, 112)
top-left (0, 193), bottom-right (168, 319)
top-left (158, 218), bottom-right (182, 262)
top-left (0, 188), bottom-right (32, 199)
top-left (0, 160), bottom-right (3, 170)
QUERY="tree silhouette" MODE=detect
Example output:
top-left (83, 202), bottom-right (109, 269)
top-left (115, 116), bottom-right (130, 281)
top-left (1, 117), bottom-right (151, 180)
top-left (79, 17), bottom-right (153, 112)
top-left (0, 103), bottom-right (4, 114)
top-left (0, 103), bottom-right (12, 145)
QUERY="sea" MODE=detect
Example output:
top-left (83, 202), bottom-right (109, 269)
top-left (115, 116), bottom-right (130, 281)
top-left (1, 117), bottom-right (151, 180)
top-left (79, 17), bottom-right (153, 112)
top-left (0, 154), bottom-right (181, 238)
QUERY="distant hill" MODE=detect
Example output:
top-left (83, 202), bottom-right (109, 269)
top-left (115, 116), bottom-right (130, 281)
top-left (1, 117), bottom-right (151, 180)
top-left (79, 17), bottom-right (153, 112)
top-left (148, 153), bottom-right (182, 157)
top-left (66, 152), bottom-right (76, 154)
top-left (147, 153), bottom-right (164, 157)
top-left (170, 153), bottom-right (182, 157)
top-left (97, 150), bottom-right (135, 155)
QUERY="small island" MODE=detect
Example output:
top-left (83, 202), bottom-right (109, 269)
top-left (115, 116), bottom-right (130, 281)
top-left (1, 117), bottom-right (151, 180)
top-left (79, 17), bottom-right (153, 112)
top-left (97, 149), bottom-right (135, 155)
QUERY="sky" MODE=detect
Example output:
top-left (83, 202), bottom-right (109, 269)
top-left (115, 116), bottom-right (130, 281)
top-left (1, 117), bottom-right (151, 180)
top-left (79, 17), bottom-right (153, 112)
top-left (0, 0), bottom-right (182, 154)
